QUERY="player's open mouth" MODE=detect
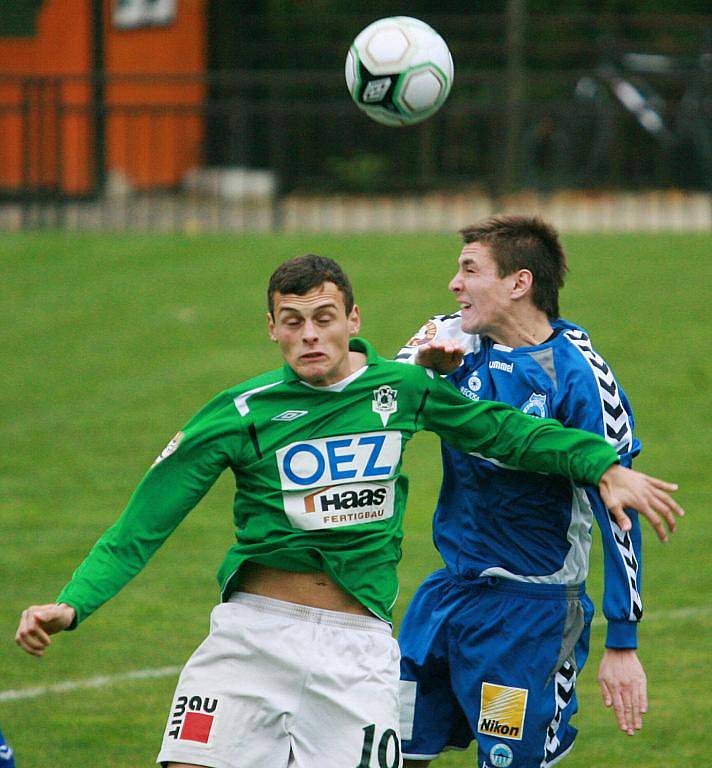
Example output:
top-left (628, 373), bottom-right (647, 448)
top-left (301, 352), bottom-right (326, 361)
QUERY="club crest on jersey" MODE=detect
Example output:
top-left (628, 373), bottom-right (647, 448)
top-left (152, 431), bottom-right (184, 466)
top-left (372, 385), bottom-right (398, 427)
top-left (460, 370), bottom-right (482, 401)
top-left (521, 392), bottom-right (547, 418)
top-left (489, 743), bottom-right (514, 767)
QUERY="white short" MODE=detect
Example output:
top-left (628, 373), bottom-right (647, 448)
top-left (156, 593), bottom-right (403, 768)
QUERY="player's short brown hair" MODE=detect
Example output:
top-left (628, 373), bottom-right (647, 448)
top-left (268, 254), bottom-right (355, 315)
top-left (459, 215), bottom-right (568, 318)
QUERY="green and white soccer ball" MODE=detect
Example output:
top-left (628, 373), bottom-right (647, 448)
top-left (345, 16), bottom-right (454, 127)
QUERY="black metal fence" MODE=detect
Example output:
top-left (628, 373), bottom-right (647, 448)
top-left (1, 49), bottom-right (710, 229)
top-left (5, 66), bottom-right (712, 192)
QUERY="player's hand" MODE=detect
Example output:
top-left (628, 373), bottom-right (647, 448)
top-left (415, 341), bottom-right (465, 374)
top-left (15, 603), bottom-right (76, 657)
top-left (598, 464), bottom-right (684, 542)
top-left (598, 648), bottom-right (647, 735)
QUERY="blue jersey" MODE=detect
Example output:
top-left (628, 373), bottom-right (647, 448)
top-left (398, 315), bottom-right (643, 648)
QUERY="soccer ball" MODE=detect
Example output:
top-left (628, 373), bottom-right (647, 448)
top-left (345, 16), bottom-right (454, 127)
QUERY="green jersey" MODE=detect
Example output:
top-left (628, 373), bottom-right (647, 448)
top-left (57, 338), bottom-right (618, 624)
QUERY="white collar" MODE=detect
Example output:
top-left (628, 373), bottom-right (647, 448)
top-left (299, 365), bottom-right (368, 392)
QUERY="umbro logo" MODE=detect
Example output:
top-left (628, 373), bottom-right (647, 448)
top-left (272, 409), bottom-right (309, 422)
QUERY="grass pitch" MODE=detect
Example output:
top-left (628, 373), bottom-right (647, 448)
top-left (1, 231), bottom-right (710, 767)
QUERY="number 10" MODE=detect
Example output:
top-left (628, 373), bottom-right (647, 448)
top-left (356, 724), bottom-right (401, 768)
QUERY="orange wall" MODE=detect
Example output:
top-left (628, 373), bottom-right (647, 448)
top-left (0, 0), bottom-right (207, 195)
top-left (0, 0), bottom-right (93, 192)
top-left (105, 0), bottom-right (207, 189)
top-left (0, 0), bottom-right (92, 75)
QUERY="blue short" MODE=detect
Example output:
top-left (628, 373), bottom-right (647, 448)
top-left (0, 728), bottom-right (15, 768)
top-left (399, 569), bottom-right (594, 768)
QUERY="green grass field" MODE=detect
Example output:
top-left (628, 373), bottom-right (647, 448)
top-left (1, 231), bottom-right (710, 767)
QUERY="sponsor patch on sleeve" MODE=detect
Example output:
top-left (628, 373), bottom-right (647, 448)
top-left (406, 320), bottom-right (438, 347)
top-left (152, 431), bottom-right (185, 466)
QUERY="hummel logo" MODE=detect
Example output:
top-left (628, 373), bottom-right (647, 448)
top-left (272, 409), bottom-right (309, 422)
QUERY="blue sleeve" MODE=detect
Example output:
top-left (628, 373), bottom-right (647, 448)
top-left (556, 340), bottom-right (643, 649)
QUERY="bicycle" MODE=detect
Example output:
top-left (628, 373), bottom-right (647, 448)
top-left (522, 35), bottom-right (712, 190)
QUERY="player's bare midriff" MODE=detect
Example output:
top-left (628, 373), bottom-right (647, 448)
top-left (236, 561), bottom-right (372, 616)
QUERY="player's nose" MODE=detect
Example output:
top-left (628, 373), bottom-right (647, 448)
top-left (302, 319), bottom-right (319, 341)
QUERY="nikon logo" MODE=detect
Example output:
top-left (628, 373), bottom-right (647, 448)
top-left (478, 719), bottom-right (520, 737)
top-left (477, 683), bottom-right (528, 741)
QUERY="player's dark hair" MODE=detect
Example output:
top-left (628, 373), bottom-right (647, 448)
top-left (268, 254), bottom-right (355, 315)
top-left (459, 215), bottom-right (567, 318)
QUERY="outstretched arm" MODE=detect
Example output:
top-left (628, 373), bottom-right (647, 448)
top-left (598, 464), bottom-right (683, 543)
top-left (15, 391), bottom-right (240, 646)
top-left (421, 375), bottom-right (684, 541)
top-left (16, 603), bottom-right (76, 657)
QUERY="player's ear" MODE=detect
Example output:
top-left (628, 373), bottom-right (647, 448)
top-left (511, 269), bottom-right (534, 300)
top-left (266, 312), bottom-right (277, 342)
top-left (348, 304), bottom-right (361, 336)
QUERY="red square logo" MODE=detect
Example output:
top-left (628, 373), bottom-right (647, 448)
top-left (179, 711), bottom-right (213, 743)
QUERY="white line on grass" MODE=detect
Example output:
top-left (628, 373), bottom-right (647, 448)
top-left (591, 603), bottom-right (711, 627)
top-left (2, 604), bottom-right (710, 704)
top-left (0, 665), bottom-right (181, 702)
